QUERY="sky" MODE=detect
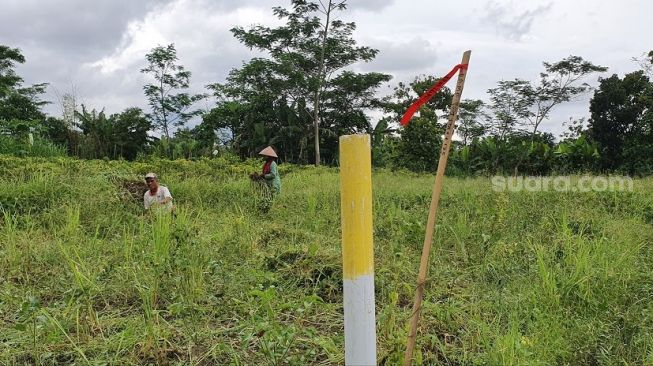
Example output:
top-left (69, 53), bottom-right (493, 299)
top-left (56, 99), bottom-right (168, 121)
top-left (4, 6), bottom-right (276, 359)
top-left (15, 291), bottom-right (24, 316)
top-left (1, 0), bottom-right (650, 136)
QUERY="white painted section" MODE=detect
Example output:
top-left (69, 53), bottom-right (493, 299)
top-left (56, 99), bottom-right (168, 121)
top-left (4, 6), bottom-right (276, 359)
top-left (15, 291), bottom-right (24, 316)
top-left (344, 275), bottom-right (376, 366)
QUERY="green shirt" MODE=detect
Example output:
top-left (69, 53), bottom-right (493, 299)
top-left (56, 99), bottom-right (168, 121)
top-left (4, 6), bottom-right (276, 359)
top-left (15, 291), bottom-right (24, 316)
top-left (264, 161), bottom-right (281, 193)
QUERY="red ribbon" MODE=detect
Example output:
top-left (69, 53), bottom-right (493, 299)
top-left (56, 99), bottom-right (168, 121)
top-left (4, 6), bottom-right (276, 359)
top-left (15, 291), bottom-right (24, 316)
top-left (400, 63), bottom-right (469, 126)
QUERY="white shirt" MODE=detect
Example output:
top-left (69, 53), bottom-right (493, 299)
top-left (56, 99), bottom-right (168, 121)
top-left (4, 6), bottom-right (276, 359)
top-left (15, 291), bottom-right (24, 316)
top-left (143, 186), bottom-right (173, 210)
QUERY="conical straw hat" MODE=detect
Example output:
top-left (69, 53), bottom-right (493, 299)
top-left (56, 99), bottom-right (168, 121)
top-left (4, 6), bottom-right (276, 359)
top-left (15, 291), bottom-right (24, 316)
top-left (258, 146), bottom-right (278, 158)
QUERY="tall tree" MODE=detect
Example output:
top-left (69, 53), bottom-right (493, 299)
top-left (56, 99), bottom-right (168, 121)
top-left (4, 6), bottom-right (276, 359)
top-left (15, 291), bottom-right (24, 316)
top-left (0, 45), bottom-right (25, 97)
top-left (229, 0), bottom-right (388, 165)
top-left (206, 70), bottom-right (286, 160)
top-left (0, 45), bottom-right (48, 123)
top-left (487, 56), bottom-right (607, 139)
top-left (457, 99), bottom-right (487, 145)
top-left (525, 56), bottom-right (607, 136)
top-left (141, 44), bottom-right (204, 141)
top-left (587, 71), bottom-right (653, 172)
top-left (485, 80), bottom-right (530, 141)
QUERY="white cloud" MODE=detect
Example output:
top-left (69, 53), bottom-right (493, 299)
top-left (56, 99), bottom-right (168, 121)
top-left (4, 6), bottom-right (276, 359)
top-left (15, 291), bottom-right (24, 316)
top-left (85, 0), bottom-right (278, 75)
top-left (361, 37), bottom-right (439, 73)
top-left (87, 21), bottom-right (167, 75)
top-left (482, 1), bottom-right (554, 41)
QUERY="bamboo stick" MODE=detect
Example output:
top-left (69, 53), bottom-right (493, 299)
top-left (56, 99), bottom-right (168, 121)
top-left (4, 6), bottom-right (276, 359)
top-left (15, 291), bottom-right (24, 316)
top-left (404, 50), bottom-right (471, 366)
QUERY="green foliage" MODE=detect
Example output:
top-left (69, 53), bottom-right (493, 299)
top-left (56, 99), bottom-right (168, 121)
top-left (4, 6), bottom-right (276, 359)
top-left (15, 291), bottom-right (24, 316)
top-left (370, 118), bottom-right (397, 167)
top-left (0, 45), bottom-right (60, 160)
top-left (588, 71), bottom-right (653, 173)
top-left (75, 106), bottom-right (152, 160)
top-left (450, 134), bottom-right (556, 175)
top-left (3, 40), bottom-right (653, 179)
top-left (554, 135), bottom-right (600, 173)
top-left (382, 75), bottom-right (453, 172)
top-left (141, 44), bottom-right (205, 141)
top-left (206, 0), bottom-right (390, 164)
top-left (0, 45), bottom-right (27, 97)
top-left (395, 118), bottom-right (443, 172)
top-left (0, 45), bottom-right (48, 123)
top-left (457, 99), bottom-right (487, 145)
top-left (0, 134), bottom-right (66, 158)
top-left (487, 56), bottom-right (607, 138)
top-left (486, 79), bottom-right (531, 139)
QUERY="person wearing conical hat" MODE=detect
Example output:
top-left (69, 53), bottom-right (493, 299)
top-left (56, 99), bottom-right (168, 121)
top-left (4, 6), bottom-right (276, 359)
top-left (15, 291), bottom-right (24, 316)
top-left (249, 146), bottom-right (281, 212)
top-left (257, 146), bottom-right (281, 195)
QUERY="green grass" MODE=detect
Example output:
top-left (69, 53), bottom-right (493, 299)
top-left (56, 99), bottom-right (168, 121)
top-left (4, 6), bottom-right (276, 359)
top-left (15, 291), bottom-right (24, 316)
top-left (1, 155), bottom-right (653, 365)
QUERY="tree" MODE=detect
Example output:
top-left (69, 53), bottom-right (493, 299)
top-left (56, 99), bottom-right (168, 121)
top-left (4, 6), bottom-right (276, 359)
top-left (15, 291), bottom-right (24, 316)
top-left (111, 108), bottom-right (152, 160)
top-left (587, 71), bottom-right (653, 172)
top-left (554, 135), bottom-right (599, 173)
top-left (76, 106), bottom-right (112, 159)
top-left (457, 99), bottom-right (487, 145)
top-left (0, 45), bottom-right (48, 123)
top-left (0, 45), bottom-right (25, 97)
top-left (486, 56), bottom-right (607, 139)
top-left (485, 80), bottom-right (530, 141)
top-left (76, 106), bottom-right (152, 160)
top-left (310, 0), bottom-right (342, 165)
top-left (381, 75), bottom-right (453, 171)
top-left (369, 117), bottom-right (396, 167)
top-left (42, 116), bottom-right (75, 152)
top-left (560, 117), bottom-right (587, 140)
top-left (141, 44), bottom-right (204, 141)
top-left (632, 50), bottom-right (653, 78)
top-left (524, 56), bottom-right (607, 136)
top-left (205, 73), bottom-right (285, 160)
top-left (483, 56), bottom-right (606, 175)
top-left (229, 0), bottom-right (389, 165)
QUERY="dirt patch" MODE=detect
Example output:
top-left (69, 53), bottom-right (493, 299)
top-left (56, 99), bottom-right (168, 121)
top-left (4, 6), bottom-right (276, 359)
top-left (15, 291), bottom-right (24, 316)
top-left (117, 179), bottom-right (148, 203)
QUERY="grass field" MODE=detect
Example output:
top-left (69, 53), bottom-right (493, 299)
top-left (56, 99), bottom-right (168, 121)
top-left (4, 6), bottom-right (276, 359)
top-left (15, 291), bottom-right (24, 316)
top-left (1, 156), bottom-right (653, 365)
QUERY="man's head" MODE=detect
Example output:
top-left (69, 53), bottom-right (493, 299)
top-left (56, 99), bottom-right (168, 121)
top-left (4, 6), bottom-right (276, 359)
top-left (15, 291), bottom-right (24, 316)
top-left (145, 172), bottom-right (158, 190)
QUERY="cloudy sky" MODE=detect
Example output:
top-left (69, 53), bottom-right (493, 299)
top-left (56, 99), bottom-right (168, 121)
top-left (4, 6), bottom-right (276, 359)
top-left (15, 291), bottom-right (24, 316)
top-left (2, 0), bottom-right (650, 136)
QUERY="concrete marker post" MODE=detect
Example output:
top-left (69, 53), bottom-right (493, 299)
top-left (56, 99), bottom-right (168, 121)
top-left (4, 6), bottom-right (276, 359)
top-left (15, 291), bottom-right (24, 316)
top-left (339, 134), bottom-right (376, 366)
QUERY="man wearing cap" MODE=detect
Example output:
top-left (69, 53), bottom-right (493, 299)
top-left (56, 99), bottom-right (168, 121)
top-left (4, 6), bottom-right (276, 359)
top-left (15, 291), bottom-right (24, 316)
top-left (143, 173), bottom-right (174, 213)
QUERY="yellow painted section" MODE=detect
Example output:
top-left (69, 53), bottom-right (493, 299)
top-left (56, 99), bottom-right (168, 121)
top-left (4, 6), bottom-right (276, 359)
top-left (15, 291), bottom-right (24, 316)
top-left (339, 134), bottom-right (374, 279)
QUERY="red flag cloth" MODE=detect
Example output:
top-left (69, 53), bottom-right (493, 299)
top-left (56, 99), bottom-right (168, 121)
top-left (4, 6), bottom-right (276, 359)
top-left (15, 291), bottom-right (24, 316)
top-left (400, 63), bottom-right (469, 126)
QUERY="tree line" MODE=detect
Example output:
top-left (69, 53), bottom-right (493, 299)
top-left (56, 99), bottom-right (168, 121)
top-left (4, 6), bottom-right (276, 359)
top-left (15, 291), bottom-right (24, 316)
top-left (1, 0), bottom-right (652, 175)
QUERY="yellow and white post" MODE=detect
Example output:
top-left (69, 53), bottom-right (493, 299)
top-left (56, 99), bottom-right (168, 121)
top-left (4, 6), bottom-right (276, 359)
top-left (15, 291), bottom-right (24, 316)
top-left (339, 134), bottom-right (376, 365)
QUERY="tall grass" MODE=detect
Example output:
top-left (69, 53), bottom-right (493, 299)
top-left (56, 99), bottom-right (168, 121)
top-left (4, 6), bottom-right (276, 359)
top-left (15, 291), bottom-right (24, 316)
top-left (1, 155), bottom-right (653, 364)
top-left (0, 136), bottom-right (67, 157)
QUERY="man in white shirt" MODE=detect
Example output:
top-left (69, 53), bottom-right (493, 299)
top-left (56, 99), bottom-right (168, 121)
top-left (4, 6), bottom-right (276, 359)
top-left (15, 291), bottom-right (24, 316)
top-left (143, 172), bottom-right (174, 213)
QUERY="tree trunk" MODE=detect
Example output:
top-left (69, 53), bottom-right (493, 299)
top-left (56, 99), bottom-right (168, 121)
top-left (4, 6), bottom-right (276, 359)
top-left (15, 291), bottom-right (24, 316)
top-left (312, 0), bottom-right (333, 166)
top-left (314, 108), bottom-right (320, 166)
